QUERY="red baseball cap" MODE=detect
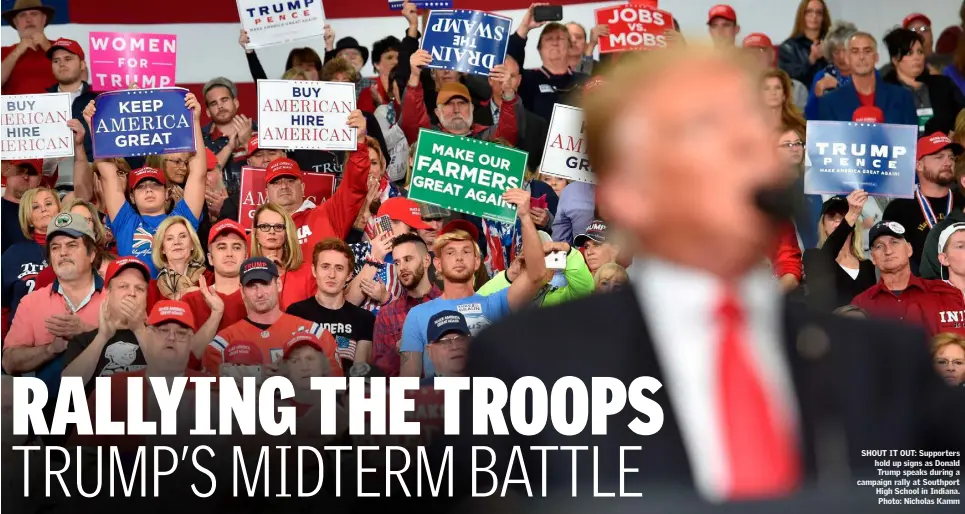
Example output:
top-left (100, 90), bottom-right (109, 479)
top-left (852, 106), bottom-right (884, 123)
top-left (205, 148), bottom-right (218, 171)
top-left (742, 33), bottom-right (773, 48)
top-left (46, 38), bottom-right (85, 60)
top-left (282, 333), bottom-right (327, 360)
top-left (917, 132), bottom-right (964, 161)
top-left (439, 219), bottom-right (480, 242)
top-left (208, 218), bottom-right (247, 246)
top-left (902, 13), bottom-right (931, 29)
top-left (265, 158), bottom-right (302, 183)
top-left (707, 4), bottom-right (737, 24)
top-left (224, 341), bottom-right (265, 366)
top-left (246, 134), bottom-right (261, 158)
top-left (104, 256), bottom-right (151, 286)
top-left (147, 300), bottom-right (196, 331)
top-left (5, 159), bottom-right (42, 175)
top-left (377, 197), bottom-right (432, 230)
top-left (128, 166), bottom-right (166, 189)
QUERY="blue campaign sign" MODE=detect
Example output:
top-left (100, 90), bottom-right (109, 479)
top-left (91, 88), bottom-right (196, 159)
top-left (420, 9), bottom-right (512, 76)
top-left (388, 1), bottom-right (452, 9)
top-left (804, 121), bottom-right (918, 198)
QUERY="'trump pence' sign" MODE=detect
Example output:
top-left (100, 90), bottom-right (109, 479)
top-left (540, 104), bottom-right (595, 184)
top-left (421, 10), bottom-right (511, 76)
top-left (237, 0), bottom-right (326, 49)
top-left (804, 120), bottom-right (917, 198)
top-left (89, 32), bottom-right (177, 92)
top-left (258, 80), bottom-right (357, 151)
top-left (91, 88), bottom-right (196, 159)
top-left (1, 93), bottom-right (74, 160)
top-left (596, 3), bottom-right (672, 53)
top-left (409, 129), bottom-right (527, 223)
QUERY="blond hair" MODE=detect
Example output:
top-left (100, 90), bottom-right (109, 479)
top-left (817, 216), bottom-right (866, 261)
top-left (583, 46), bottom-right (759, 179)
top-left (282, 68), bottom-right (310, 80)
top-left (594, 262), bottom-right (629, 289)
top-left (432, 230), bottom-right (481, 257)
top-left (932, 332), bottom-right (965, 357)
top-left (251, 202), bottom-right (304, 270)
top-left (19, 187), bottom-right (61, 239)
top-left (151, 216), bottom-right (205, 271)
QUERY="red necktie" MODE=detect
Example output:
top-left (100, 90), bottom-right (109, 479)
top-left (716, 288), bottom-right (801, 500)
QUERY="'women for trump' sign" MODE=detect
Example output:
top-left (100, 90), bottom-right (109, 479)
top-left (88, 32), bottom-right (177, 92)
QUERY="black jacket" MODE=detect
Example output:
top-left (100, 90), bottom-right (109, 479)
top-left (882, 69), bottom-right (965, 135)
top-left (802, 218), bottom-right (877, 309)
top-left (440, 285), bottom-right (965, 500)
top-left (46, 81), bottom-right (97, 158)
top-left (779, 34), bottom-right (827, 87)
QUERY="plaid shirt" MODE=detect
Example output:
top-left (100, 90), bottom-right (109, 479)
top-left (370, 285), bottom-right (442, 376)
top-left (202, 120), bottom-right (257, 194)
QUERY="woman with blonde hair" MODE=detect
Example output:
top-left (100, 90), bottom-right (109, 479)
top-left (803, 190), bottom-right (877, 309)
top-left (593, 262), bottom-right (629, 293)
top-left (932, 333), bottom-right (965, 387)
top-left (282, 68), bottom-right (311, 81)
top-left (1, 187), bottom-right (60, 330)
top-left (152, 216), bottom-right (207, 300)
top-left (250, 202), bottom-right (316, 309)
top-left (761, 69), bottom-right (806, 136)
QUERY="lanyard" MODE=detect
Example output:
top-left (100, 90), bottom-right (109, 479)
top-left (915, 185), bottom-right (953, 229)
top-left (61, 280), bottom-right (95, 314)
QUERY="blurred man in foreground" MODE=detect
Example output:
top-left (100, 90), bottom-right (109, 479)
top-left (458, 45), bottom-right (965, 504)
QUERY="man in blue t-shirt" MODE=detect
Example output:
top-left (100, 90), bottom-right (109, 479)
top-left (82, 93), bottom-right (208, 278)
top-left (400, 189), bottom-right (548, 378)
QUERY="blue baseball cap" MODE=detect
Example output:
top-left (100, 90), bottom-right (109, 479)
top-left (427, 310), bottom-right (471, 343)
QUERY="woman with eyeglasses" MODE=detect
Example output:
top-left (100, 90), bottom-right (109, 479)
top-left (152, 216), bottom-right (207, 301)
top-left (803, 192), bottom-right (878, 309)
top-left (250, 202), bottom-right (316, 309)
top-left (883, 28), bottom-right (965, 136)
top-left (932, 332), bottom-right (965, 387)
top-left (779, 0), bottom-right (832, 86)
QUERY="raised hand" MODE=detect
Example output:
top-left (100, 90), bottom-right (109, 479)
top-left (82, 100), bottom-right (96, 129)
top-left (347, 109), bottom-right (367, 138)
top-left (517, 3), bottom-right (550, 38)
top-left (67, 118), bottom-right (86, 147)
top-left (238, 29), bottom-right (252, 52)
top-left (503, 188), bottom-right (532, 218)
top-left (199, 275), bottom-right (225, 316)
top-left (184, 92), bottom-right (201, 121)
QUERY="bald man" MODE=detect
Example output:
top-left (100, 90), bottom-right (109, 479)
top-left (447, 47), bottom-right (965, 504)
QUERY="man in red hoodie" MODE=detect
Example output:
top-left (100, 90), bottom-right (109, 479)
top-left (262, 110), bottom-right (371, 252)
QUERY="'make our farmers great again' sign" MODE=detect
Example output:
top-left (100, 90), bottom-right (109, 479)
top-left (258, 79), bottom-right (357, 151)
top-left (595, 3), bottom-right (673, 53)
top-left (408, 129), bottom-right (527, 223)
top-left (1, 93), bottom-right (74, 160)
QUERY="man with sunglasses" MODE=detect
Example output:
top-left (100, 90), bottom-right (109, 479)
top-left (903, 13), bottom-right (934, 57)
top-left (421, 310), bottom-right (471, 386)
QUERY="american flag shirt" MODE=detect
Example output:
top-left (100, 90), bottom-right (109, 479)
top-left (349, 241), bottom-right (405, 315)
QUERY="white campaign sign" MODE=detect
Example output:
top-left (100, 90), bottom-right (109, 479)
top-left (1, 93), bottom-right (75, 160)
top-left (237, 0), bottom-right (326, 49)
top-left (539, 104), bottom-right (595, 184)
top-left (257, 79), bottom-right (357, 151)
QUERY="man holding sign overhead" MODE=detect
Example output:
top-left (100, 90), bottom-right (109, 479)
top-left (401, 49), bottom-right (518, 146)
top-left (82, 92), bottom-right (207, 278)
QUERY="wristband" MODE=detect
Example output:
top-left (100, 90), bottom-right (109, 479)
top-left (365, 258), bottom-right (385, 268)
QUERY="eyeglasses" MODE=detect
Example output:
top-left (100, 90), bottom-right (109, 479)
top-left (151, 326), bottom-right (192, 341)
top-left (778, 141), bottom-right (805, 149)
top-left (166, 159), bottom-right (189, 168)
top-left (432, 335), bottom-right (470, 347)
top-left (256, 223), bottom-right (286, 233)
top-left (910, 25), bottom-right (931, 33)
top-left (935, 358), bottom-right (965, 367)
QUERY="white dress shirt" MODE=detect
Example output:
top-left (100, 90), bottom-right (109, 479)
top-left (632, 258), bottom-right (801, 502)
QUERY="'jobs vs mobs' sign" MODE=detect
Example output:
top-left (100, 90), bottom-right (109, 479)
top-left (595, 4), bottom-right (673, 53)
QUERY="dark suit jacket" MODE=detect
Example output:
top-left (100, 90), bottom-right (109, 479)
top-left (882, 69), bottom-right (965, 135)
top-left (817, 76), bottom-right (918, 125)
top-left (442, 286), bottom-right (965, 499)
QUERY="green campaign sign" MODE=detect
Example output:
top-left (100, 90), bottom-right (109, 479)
top-left (409, 129), bottom-right (528, 223)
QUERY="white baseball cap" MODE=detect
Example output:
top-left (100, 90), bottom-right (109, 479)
top-left (938, 222), bottom-right (965, 254)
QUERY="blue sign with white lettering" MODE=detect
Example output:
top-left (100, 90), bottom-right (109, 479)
top-left (804, 120), bottom-right (918, 198)
top-left (388, 1), bottom-right (452, 10)
top-left (420, 9), bottom-right (511, 77)
top-left (91, 88), bottom-right (195, 159)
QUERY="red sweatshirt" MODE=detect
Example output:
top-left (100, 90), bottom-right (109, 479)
top-left (399, 81), bottom-right (518, 147)
top-left (770, 222), bottom-right (803, 282)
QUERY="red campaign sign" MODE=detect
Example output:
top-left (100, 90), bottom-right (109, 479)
top-left (595, 3), bottom-right (673, 54)
top-left (238, 166), bottom-right (336, 230)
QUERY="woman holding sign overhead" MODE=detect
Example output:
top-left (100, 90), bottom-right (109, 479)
top-left (82, 93), bottom-right (208, 279)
